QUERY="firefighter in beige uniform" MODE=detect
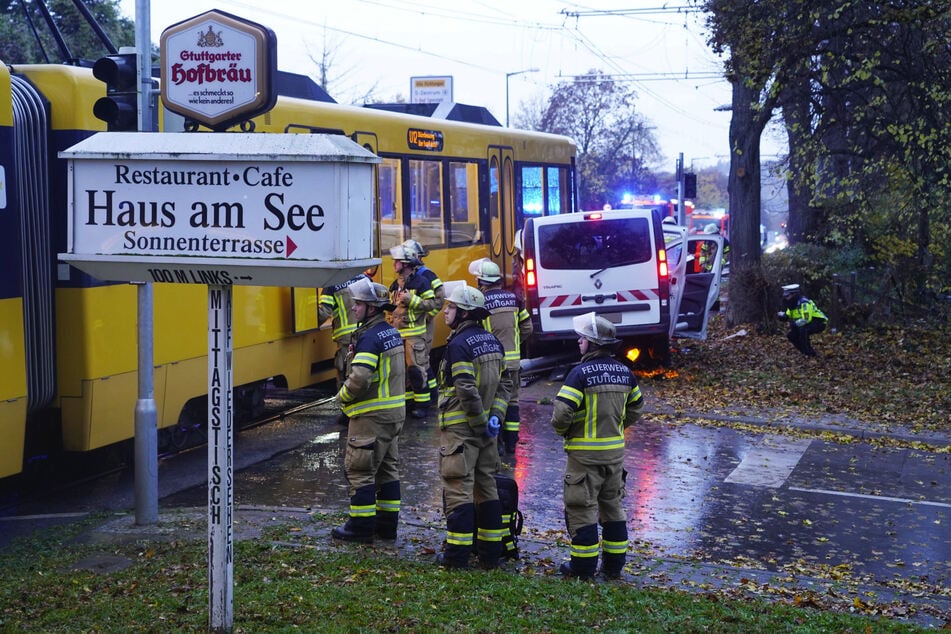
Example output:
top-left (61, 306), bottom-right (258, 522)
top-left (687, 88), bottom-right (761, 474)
top-left (401, 239), bottom-right (444, 406)
top-left (436, 283), bottom-right (512, 570)
top-left (388, 244), bottom-right (441, 418)
top-left (331, 279), bottom-right (406, 543)
top-left (469, 258), bottom-right (532, 456)
top-left (318, 266), bottom-right (377, 426)
top-left (551, 313), bottom-right (644, 579)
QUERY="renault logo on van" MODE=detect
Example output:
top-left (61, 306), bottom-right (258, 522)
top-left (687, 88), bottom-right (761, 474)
top-left (594, 278), bottom-right (603, 289)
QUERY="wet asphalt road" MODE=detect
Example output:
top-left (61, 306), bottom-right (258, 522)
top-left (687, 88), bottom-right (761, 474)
top-left (1, 374), bottom-right (949, 626)
top-left (151, 376), bottom-right (951, 593)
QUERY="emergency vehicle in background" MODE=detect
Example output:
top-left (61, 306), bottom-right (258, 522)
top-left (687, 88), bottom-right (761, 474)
top-left (616, 194), bottom-right (695, 222)
top-left (519, 208), bottom-right (724, 365)
top-left (688, 208), bottom-right (730, 239)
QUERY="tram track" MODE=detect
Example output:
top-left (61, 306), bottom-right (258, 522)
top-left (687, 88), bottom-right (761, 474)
top-left (0, 384), bottom-right (338, 517)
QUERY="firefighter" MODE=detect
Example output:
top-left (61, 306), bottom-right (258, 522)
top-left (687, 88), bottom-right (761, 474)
top-left (777, 284), bottom-right (827, 356)
top-left (551, 312), bottom-right (644, 580)
top-left (388, 244), bottom-right (441, 418)
top-left (436, 283), bottom-right (512, 570)
top-left (331, 278), bottom-right (406, 543)
top-left (318, 266), bottom-right (378, 426)
top-left (469, 257), bottom-right (532, 456)
top-left (401, 239), bottom-right (444, 407)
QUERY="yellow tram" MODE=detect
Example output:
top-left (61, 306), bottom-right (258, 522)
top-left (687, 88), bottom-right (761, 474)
top-left (0, 61), bottom-right (576, 479)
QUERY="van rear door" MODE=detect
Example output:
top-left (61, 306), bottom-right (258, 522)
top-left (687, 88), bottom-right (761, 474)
top-left (674, 234), bottom-right (724, 339)
top-left (525, 210), bottom-right (669, 341)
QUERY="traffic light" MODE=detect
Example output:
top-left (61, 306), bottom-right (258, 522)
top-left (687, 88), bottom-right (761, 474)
top-left (684, 173), bottom-right (697, 199)
top-left (92, 53), bottom-right (138, 131)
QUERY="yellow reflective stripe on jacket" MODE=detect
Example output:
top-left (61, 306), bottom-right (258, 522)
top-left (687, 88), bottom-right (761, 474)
top-left (556, 384), bottom-right (583, 408)
top-left (451, 360), bottom-right (475, 376)
top-left (352, 351), bottom-right (379, 367)
top-left (344, 394), bottom-right (406, 417)
top-left (341, 354), bottom-right (406, 416)
top-left (439, 409), bottom-right (470, 427)
top-left (398, 324), bottom-right (427, 338)
top-left (320, 294), bottom-right (358, 340)
top-left (562, 391), bottom-right (625, 451)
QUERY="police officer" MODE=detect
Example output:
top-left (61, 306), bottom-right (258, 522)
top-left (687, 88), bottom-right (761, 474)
top-left (331, 278), bottom-right (406, 544)
top-left (551, 312), bottom-right (644, 580)
top-left (388, 244), bottom-right (441, 418)
top-left (318, 266), bottom-right (378, 426)
top-left (436, 283), bottom-right (512, 570)
top-left (469, 258), bottom-right (532, 456)
top-left (401, 239), bottom-right (444, 407)
top-left (777, 284), bottom-right (827, 356)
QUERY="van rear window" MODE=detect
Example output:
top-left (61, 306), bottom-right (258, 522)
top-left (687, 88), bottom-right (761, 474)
top-left (538, 217), bottom-right (652, 270)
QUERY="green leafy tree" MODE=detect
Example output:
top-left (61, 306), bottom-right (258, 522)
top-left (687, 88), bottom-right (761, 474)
top-left (0, 0), bottom-right (133, 64)
top-left (538, 69), bottom-right (659, 209)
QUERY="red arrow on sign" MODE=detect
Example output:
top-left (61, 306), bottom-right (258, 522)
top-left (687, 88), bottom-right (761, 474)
top-left (286, 236), bottom-right (298, 258)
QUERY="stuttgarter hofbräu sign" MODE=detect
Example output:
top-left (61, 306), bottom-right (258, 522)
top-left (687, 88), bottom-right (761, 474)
top-left (160, 9), bottom-right (277, 131)
top-left (58, 133), bottom-right (381, 289)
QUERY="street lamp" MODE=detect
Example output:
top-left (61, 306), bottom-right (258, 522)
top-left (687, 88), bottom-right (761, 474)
top-left (505, 68), bottom-right (539, 127)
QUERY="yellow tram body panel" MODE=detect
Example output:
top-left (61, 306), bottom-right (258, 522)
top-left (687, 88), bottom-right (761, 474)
top-left (56, 283), bottom-right (336, 451)
top-left (0, 298), bottom-right (28, 477)
top-left (1, 62), bottom-right (576, 464)
top-left (0, 64), bottom-right (27, 477)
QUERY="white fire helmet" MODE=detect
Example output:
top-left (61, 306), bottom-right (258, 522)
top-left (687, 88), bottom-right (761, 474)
top-left (401, 239), bottom-right (428, 259)
top-left (468, 258), bottom-right (502, 284)
top-left (703, 223), bottom-right (720, 235)
top-left (572, 311), bottom-right (621, 346)
top-left (350, 277), bottom-right (395, 310)
top-left (389, 244), bottom-right (421, 265)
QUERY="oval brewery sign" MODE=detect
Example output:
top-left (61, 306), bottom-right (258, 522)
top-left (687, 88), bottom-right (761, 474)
top-left (160, 9), bottom-right (277, 131)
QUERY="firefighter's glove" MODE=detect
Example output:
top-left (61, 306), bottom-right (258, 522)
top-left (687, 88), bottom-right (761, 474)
top-left (485, 416), bottom-right (501, 439)
top-left (794, 318), bottom-right (807, 327)
top-left (776, 311), bottom-right (787, 320)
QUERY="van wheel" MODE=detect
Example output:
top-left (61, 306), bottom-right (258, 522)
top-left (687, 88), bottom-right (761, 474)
top-left (645, 336), bottom-right (671, 368)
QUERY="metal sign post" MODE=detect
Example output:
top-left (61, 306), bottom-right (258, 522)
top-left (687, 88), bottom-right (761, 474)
top-left (207, 285), bottom-right (234, 632)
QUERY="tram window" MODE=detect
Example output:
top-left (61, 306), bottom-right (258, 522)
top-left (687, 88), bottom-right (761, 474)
top-left (449, 161), bottom-right (479, 244)
top-left (408, 159), bottom-right (444, 246)
top-left (548, 166), bottom-right (566, 215)
top-left (521, 166), bottom-right (543, 219)
top-left (378, 158), bottom-right (403, 251)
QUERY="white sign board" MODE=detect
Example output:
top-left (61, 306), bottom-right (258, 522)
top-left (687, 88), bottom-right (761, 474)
top-left (411, 76), bottom-right (453, 104)
top-left (59, 132), bottom-right (380, 288)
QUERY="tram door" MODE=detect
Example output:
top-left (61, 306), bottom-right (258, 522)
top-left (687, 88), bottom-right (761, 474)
top-left (487, 146), bottom-right (515, 285)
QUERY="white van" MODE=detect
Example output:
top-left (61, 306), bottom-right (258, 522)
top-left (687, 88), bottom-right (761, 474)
top-left (521, 209), bottom-right (722, 362)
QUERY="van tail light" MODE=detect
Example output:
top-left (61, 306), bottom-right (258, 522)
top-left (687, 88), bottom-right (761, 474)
top-left (525, 257), bottom-right (536, 288)
top-left (657, 249), bottom-right (669, 280)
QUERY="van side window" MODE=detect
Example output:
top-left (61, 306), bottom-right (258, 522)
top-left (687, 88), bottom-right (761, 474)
top-left (538, 217), bottom-right (652, 270)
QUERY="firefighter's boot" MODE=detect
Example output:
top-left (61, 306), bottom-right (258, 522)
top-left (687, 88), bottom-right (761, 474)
top-left (475, 499), bottom-right (503, 570)
top-left (600, 520), bottom-right (628, 579)
top-left (375, 480), bottom-right (400, 540)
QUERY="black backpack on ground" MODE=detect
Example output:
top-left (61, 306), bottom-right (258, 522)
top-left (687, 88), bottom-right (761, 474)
top-left (495, 473), bottom-right (524, 560)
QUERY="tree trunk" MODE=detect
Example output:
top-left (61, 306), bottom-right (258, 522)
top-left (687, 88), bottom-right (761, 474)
top-left (725, 80), bottom-right (767, 327)
top-left (781, 71), bottom-right (817, 244)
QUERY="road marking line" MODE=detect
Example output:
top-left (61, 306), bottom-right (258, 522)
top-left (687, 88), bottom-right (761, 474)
top-left (788, 487), bottom-right (951, 509)
top-left (724, 435), bottom-right (812, 488)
